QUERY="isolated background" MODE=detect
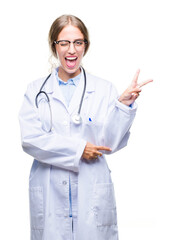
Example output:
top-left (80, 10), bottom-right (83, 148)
top-left (0, 0), bottom-right (170, 239)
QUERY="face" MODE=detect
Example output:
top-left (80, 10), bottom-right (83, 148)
top-left (55, 24), bottom-right (85, 81)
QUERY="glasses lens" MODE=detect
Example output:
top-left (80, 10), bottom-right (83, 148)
top-left (57, 40), bottom-right (86, 50)
top-left (59, 41), bottom-right (70, 48)
top-left (74, 40), bottom-right (85, 47)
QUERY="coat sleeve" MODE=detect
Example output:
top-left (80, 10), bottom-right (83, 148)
top-left (18, 83), bottom-right (86, 172)
top-left (102, 84), bottom-right (137, 154)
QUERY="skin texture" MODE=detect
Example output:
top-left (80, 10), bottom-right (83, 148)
top-left (55, 25), bottom-right (85, 82)
top-left (55, 25), bottom-right (153, 161)
top-left (118, 69), bottom-right (153, 106)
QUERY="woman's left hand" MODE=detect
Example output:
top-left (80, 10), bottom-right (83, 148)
top-left (119, 69), bottom-right (153, 106)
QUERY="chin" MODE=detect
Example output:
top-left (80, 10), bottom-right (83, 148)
top-left (63, 65), bottom-right (81, 75)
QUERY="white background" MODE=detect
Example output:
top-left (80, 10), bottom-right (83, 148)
top-left (0, 0), bottom-right (171, 239)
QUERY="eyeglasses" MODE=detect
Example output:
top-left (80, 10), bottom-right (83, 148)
top-left (54, 39), bottom-right (87, 50)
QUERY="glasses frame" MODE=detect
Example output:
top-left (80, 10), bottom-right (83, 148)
top-left (54, 39), bottom-right (88, 49)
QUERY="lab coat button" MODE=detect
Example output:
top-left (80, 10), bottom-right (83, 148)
top-left (62, 180), bottom-right (67, 185)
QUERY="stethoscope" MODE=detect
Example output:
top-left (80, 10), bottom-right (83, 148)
top-left (35, 67), bottom-right (87, 132)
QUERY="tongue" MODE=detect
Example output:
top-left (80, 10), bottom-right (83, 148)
top-left (66, 59), bottom-right (77, 68)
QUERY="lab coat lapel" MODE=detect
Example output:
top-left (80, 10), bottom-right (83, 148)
top-left (68, 72), bottom-right (84, 114)
top-left (68, 71), bottom-right (95, 115)
top-left (44, 70), bottom-right (68, 109)
top-left (44, 69), bottom-right (95, 115)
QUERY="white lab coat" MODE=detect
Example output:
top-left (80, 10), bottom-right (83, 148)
top-left (19, 69), bottom-right (137, 240)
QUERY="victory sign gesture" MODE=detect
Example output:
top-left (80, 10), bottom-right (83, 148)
top-left (119, 69), bottom-right (153, 106)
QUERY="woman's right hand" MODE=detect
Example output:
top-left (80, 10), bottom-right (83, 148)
top-left (82, 142), bottom-right (112, 161)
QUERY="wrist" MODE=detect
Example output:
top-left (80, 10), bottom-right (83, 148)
top-left (118, 98), bottom-right (130, 107)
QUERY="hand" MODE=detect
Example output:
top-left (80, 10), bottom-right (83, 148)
top-left (82, 142), bottom-right (112, 161)
top-left (119, 69), bottom-right (153, 106)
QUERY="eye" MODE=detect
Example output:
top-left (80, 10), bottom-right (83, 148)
top-left (75, 40), bottom-right (84, 46)
top-left (59, 41), bottom-right (69, 47)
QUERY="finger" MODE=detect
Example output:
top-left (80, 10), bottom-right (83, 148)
top-left (131, 92), bottom-right (139, 99)
top-left (128, 86), bottom-right (142, 94)
top-left (131, 69), bottom-right (140, 87)
top-left (90, 155), bottom-right (98, 160)
top-left (138, 79), bottom-right (153, 88)
top-left (96, 151), bottom-right (103, 157)
top-left (91, 151), bottom-right (102, 158)
top-left (88, 152), bottom-right (100, 160)
top-left (96, 146), bottom-right (112, 151)
top-left (93, 151), bottom-right (104, 159)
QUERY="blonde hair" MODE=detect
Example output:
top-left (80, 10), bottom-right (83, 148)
top-left (48, 15), bottom-right (90, 58)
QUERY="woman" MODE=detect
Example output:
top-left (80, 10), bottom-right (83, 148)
top-left (19, 15), bottom-right (152, 240)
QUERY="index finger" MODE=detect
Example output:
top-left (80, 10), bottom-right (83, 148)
top-left (96, 146), bottom-right (112, 151)
top-left (138, 79), bottom-right (153, 88)
top-left (131, 69), bottom-right (140, 87)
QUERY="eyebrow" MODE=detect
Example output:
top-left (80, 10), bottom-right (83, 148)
top-left (57, 38), bottom-right (85, 42)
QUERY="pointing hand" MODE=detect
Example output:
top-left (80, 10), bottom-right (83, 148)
top-left (82, 142), bottom-right (111, 160)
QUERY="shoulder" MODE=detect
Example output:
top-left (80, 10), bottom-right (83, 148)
top-left (86, 71), bottom-right (111, 85)
top-left (28, 76), bottom-right (46, 90)
top-left (25, 75), bottom-right (50, 96)
top-left (86, 71), bottom-right (118, 96)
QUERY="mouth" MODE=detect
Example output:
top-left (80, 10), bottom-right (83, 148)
top-left (65, 56), bottom-right (78, 68)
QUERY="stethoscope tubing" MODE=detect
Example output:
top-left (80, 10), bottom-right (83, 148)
top-left (35, 73), bottom-right (51, 108)
top-left (35, 67), bottom-right (87, 128)
top-left (78, 68), bottom-right (86, 115)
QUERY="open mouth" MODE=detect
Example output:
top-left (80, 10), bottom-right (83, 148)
top-left (65, 56), bottom-right (78, 68)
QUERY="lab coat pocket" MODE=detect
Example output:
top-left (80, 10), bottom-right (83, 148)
top-left (82, 118), bottom-right (104, 145)
top-left (92, 183), bottom-right (117, 227)
top-left (29, 187), bottom-right (44, 230)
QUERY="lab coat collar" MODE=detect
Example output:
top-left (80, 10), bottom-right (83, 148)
top-left (44, 70), bottom-right (67, 109)
top-left (56, 68), bottom-right (81, 87)
top-left (43, 67), bottom-right (95, 114)
top-left (68, 68), bottom-right (95, 114)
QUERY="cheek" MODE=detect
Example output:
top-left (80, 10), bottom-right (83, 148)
top-left (55, 47), bottom-right (63, 59)
top-left (78, 49), bottom-right (85, 59)
top-left (56, 51), bottom-right (64, 62)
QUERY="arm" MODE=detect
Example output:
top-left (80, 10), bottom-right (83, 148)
top-left (102, 88), bottom-right (137, 154)
top-left (19, 83), bottom-right (86, 172)
top-left (103, 69), bottom-right (153, 153)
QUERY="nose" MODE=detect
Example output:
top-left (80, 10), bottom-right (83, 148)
top-left (68, 42), bottom-right (76, 54)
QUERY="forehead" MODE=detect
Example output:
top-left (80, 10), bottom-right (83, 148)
top-left (58, 24), bottom-right (84, 40)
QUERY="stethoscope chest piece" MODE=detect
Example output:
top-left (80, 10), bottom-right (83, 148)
top-left (35, 67), bottom-right (86, 129)
top-left (72, 114), bottom-right (82, 125)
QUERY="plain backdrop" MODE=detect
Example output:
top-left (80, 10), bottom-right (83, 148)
top-left (0, 0), bottom-right (170, 239)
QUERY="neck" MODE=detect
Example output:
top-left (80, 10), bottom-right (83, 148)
top-left (58, 67), bottom-right (81, 82)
